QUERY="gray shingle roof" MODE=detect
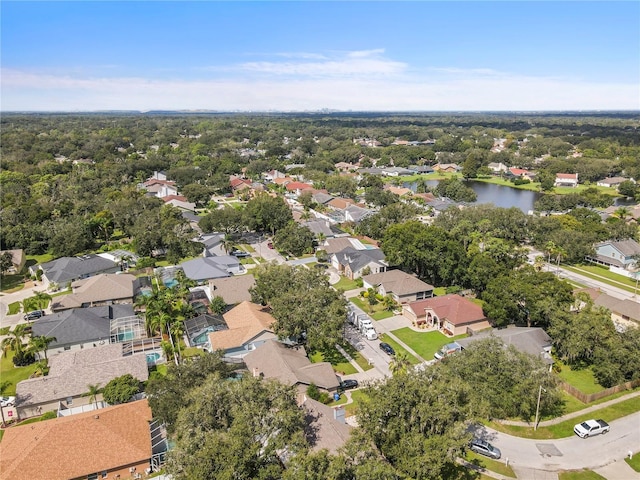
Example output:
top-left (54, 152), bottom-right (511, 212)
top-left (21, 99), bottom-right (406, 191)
top-left (32, 305), bottom-right (135, 347)
top-left (39, 255), bottom-right (119, 284)
top-left (455, 327), bottom-right (553, 364)
top-left (363, 270), bottom-right (434, 296)
top-left (334, 247), bottom-right (386, 273)
top-left (180, 257), bottom-right (232, 281)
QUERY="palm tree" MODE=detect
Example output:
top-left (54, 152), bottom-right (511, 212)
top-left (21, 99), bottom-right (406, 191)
top-left (389, 352), bottom-right (412, 376)
top-left (1, 324), bottom-right (29, 357)
top-left (613, 206), bottom-right (631, 221)
top-left (554, 246), bottom-right (567, 273)
top-left (381, 294), bottom-right (398, 312)
top-left (0, 380), bottom-right (12, 427)
top-left (28, 335), bottom-right (56, 362)
top-left (32, 290), bottom-right (52, 310)
top-left (33, 360), bottom-right (49, 377)
top-left (544, 241), bottom-right (557, 268)
top-left (84, 383), bottom-right (102, 408)
top-left (170, 321), bottom-right (185, 363)
top-left (221, 234), bottom-right (235, 255)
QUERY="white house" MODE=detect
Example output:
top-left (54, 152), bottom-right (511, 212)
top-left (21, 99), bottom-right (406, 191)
top-left (554, 173), bottom-right (579, 187)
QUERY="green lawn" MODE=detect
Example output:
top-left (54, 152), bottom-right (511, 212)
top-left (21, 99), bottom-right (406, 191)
top-left (563, 265), bottom-right (638, 293)
top-left (556, 363), bottom-right (605, 395)
top-left (309, 348), bottom-right (357, 375)
top-left (378, 334), bottom-right (420, 364)
top-left (391, 328), bottom-right (466, 360)
top-left (0, 274), bottom-right (26, 293)
top-left (489, 395), bottom-right (640, 439)
top-left (8, 302), bottom-right (21, 315)
top-left (350, 297), bottom-right (395, 320)
top-left (465, 451), bottom-right (516, 478)
top-left (26, 253), bottom-right (54, 265)
top-left (340, 342), bottom-right (374, 371)
top-left (433, 287), bottom-right (447, 296)
top-left (0, 350), bottom-right (39, 395)
top-left (0, 327), bottom-right (10, 335)
top-left (345, 389), bottom-right (370, 416)
top-left (625, 452), bottom-right (640, 472)
top-left (333, 277), bottom-right (361, 291)
top-left (473, 176), bottom-right (542, 192)
top-left (558, 470), bottom-right (606, 480)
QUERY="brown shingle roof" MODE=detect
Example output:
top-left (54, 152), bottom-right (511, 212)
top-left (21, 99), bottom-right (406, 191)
top-left (363, 270), bottom-right (434, 296)
top-left (51, 273), bottom-right (136, 311)
top-left (408, 294), bottom-right (485, 326)
top-left (208, 275), bottom-right (256, 305)
top-left (244, 340), bottom-right (339, 390)
top-left (301, 397), bottom-right (352, 454)
top-left (0, 400), bottom-right (153, 480)
top-left (208, 301), bottom-right (275, 350)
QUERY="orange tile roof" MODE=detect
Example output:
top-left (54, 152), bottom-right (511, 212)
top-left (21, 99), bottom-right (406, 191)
top-left (408, 294), bottom-right (485, 326)
top-left (208, 301), bottom-right (276, 350)
top-left (0, 400), bottom-right (153, 480)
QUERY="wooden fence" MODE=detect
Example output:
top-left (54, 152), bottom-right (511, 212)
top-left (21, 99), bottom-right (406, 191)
top-left (560, 378), bottom-right (640, 403)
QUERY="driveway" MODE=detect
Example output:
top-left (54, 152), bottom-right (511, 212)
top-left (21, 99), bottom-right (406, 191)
top-left (250, 238), bottom-right (286, 265)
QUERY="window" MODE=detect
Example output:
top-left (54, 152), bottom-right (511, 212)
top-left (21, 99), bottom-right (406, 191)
top-left (87, 473), bottom-right (98, 480)
top-left (101, 471), bottom-right (108, 478)
top-left (67, 397), bottom-right (73, 405)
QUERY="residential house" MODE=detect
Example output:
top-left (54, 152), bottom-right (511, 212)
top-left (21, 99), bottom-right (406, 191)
top-left (15, 344), bottom-right (148, 419)
top-left (197, 233), bottom-right (226, 257)
top-left (96, 249), bottom-right (140, 267)
top-left (32, 305), bottom-right (135, 357)
top-left (588, 239), bottom-right (640, 271)
top-left (331, 247), bottom-right (387, 280)
top-left (263, 169), bottom-right (287, 182)
top-left (245, 340), bottom-right (340, 392)
top-left (433, 163), bottom-right (461, 173)
top-left (402, 294), bottom-right (489, 335)
top-left (508, 167), bottom-right (536, 181)
top-left (576, 288), bottom-right (640, 330)
top-left (382, 166), bottom-right (414, 177)
top-left (344, 204), bottom-right (373, 223)
top-left (180, 255), bottom-right (242, 283)
top-left (182, 210), bottom-right (202, 233)
top-left (163, 195), bottom-right (196, 211)
top-left (312, 192), bottom-right (335, 205)
top-left (0, 400), bottom-right (164, 480)
top-left (31, 254), bottom-right (119, 289)
top-left (409, 165), bottom-right (434, 174)
top-left (0, 249), bottom-right (25, 274)
top-left (596, 177), bottom-right (629, 188)
top-left (555, 173), bottom-right (579, 187)
top-left (230, 175), bottom-right (253, 193)
top-left (487, 162), bottom-right (508, 174)
top-left (455, 327), bottom-right (553, 366)
top-left (334, 162), bottom-right (359, 172)
top-left (363, 270), bottom-right (434, 304)
top-left (301, 397), bottom-right (352, 454)
top-left (50, 273), bottom-right (140, 312)
top-left (206, 301), bottom-right (277, 358)
top-left (301, 219), bottom-right (339, 238)
top-left (208, 274), bottom-right (256, 305)
top-left (286, 181), bottom-right (313, 196)
top-left (385, 185), bottom-right (413, 197)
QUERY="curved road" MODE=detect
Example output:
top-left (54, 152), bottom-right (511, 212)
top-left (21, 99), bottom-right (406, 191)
top-left (472, 413), bottom-right (640, 471)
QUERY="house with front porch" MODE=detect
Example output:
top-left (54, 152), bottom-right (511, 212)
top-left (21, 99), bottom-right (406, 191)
top-left (362, 270), bottom-right (434, 304)
top-left (588, 239), bottom-right (640, 272)
top-left (402, 294), bottom-right (490, 335)
top-left (554, 173), bottom-right (579, 187)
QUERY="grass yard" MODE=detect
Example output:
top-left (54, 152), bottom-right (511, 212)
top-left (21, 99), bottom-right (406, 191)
top-left (378, 334), bottom-right (420, 364)
top-left (345, 389), bottom-right (370, 416)
top-left (489, 395), bottom-right (640, 439)
top-left (465, 451), bottom-right (516, 478)
top-left (310, 347), bottom-right (357, 375)
top-left (563, 265), bottom-right (638, 293)
top-left (433, 287), bottom-right (447, 296)
top-left (26, 253), bottom-right (54, 265)
top-left (340, 342), bottom-right (374, 371)
top-left (558, 470), bottom-right (606, 480)
top-left (334, 277), bottom-right (361, 292)
top-left (625, 453), bottom-right (640, 472)
top-left (8, 302), bottom-right (21, 315)
top-left (391, 328), bottom-right (466, 360)
top-left (182, 347), bottom-right (205, 358)
top-left (0, 274), bottom-right (26, 293)
top-left (473, 176), bottom-right (542, 192)
top-left (556, 363), bottom-right (604, 395)
top-left (0, 351), bottom-right (39, 395)
top-left (350, 297), bottom-right (395, 320)
top-left (0, 327), bottom-right (10, 335)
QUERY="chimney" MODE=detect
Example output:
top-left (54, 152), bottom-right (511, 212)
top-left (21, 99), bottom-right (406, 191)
top-left (333, 405), bottom-right (346, 424)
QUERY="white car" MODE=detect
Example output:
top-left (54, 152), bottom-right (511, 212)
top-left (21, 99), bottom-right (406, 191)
top-left (363, 328), bottom-right (378, 340)
top-left (573, 419), bottom-right (610, 438)
top-left (0, 396), bottom-right (15, 407)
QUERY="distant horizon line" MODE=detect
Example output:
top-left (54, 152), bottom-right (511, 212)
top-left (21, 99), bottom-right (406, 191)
top-left (2, 109), bottom-right (639, 115)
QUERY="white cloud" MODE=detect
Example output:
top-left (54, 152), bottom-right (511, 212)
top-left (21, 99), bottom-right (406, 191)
top-left (2, 59), bottom-right (638, 111)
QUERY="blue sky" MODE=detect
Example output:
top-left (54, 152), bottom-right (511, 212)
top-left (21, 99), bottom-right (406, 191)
top-left (2, 1), bottom-right (639, 111)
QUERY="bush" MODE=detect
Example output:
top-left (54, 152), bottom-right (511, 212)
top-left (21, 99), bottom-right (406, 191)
top-left (102, 374), bottom-right (141, 404)
top-left (13, 351), bottom-right (36, 366)
top-left (41, 411), bottom-right (56, 420)
top-left (306, 383), bottom-right (320, 401)
top-left (355, 278), bottom-right (364, 288)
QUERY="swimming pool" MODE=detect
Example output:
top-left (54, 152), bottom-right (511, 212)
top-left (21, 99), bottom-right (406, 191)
top-left (146, 352), bottom-right (162, 365)
top-left (117, 330), bottom-right (135, 342)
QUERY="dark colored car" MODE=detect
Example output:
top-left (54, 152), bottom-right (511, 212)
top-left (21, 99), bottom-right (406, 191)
top-left (231, 250), bottom-right (251, 258)
top-left (24, 310), bottom-right (44, 321)
top-left (469, 439), bottom-right (501, 459)
top-left (339, 379), bottom-right (359, 391)
top-left (379, 342), bottom-right (395, 356)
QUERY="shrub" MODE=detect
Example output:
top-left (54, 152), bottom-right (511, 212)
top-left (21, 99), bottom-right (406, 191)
top-left (41, 411), bottom-right (56, 420)
top-left (13, 351), bottom-right (36, 367)
top-left (306, 383), bottom-right (320, 401)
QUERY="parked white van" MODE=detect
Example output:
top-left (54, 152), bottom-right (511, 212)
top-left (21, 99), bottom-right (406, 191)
top-left (363, 328), bottom-right (378, 340)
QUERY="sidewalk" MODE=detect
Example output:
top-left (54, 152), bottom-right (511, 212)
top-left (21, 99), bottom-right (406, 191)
top-left (498, 389), bottom-right (640, 427)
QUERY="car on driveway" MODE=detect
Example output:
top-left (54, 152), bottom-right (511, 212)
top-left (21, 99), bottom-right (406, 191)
top-left (469, 439), bottom-right (501, 459)
top-left (23, 310), bottom-right (44, 321)
top-left (379, 342), bottom-right (395, 356)
top-left (231, 250), bottom-right (251, 258)
top-left (0, 396), bottom-right (15, 407)
top-left (339, 379), bottom-right (359, 391)
top-left (574, 419), bottom-right (610, 438)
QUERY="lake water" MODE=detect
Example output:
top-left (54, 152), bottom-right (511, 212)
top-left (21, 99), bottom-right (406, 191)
top-left (404, 180), bottom-right (630, 213)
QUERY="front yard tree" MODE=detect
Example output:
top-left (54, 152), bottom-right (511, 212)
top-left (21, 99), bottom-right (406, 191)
top-left (273, 222), bottom-right (314, 257)
top-left (0, 251), bottom-right (14, 275)
top-left (198, 206), bottom-right (244, 235)
top-left (251, 263), bottom-right (346, 351)
top-left (243, 193), bottom-right (293, 235)
top-left (166, 375), bottom-right (307, 480)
